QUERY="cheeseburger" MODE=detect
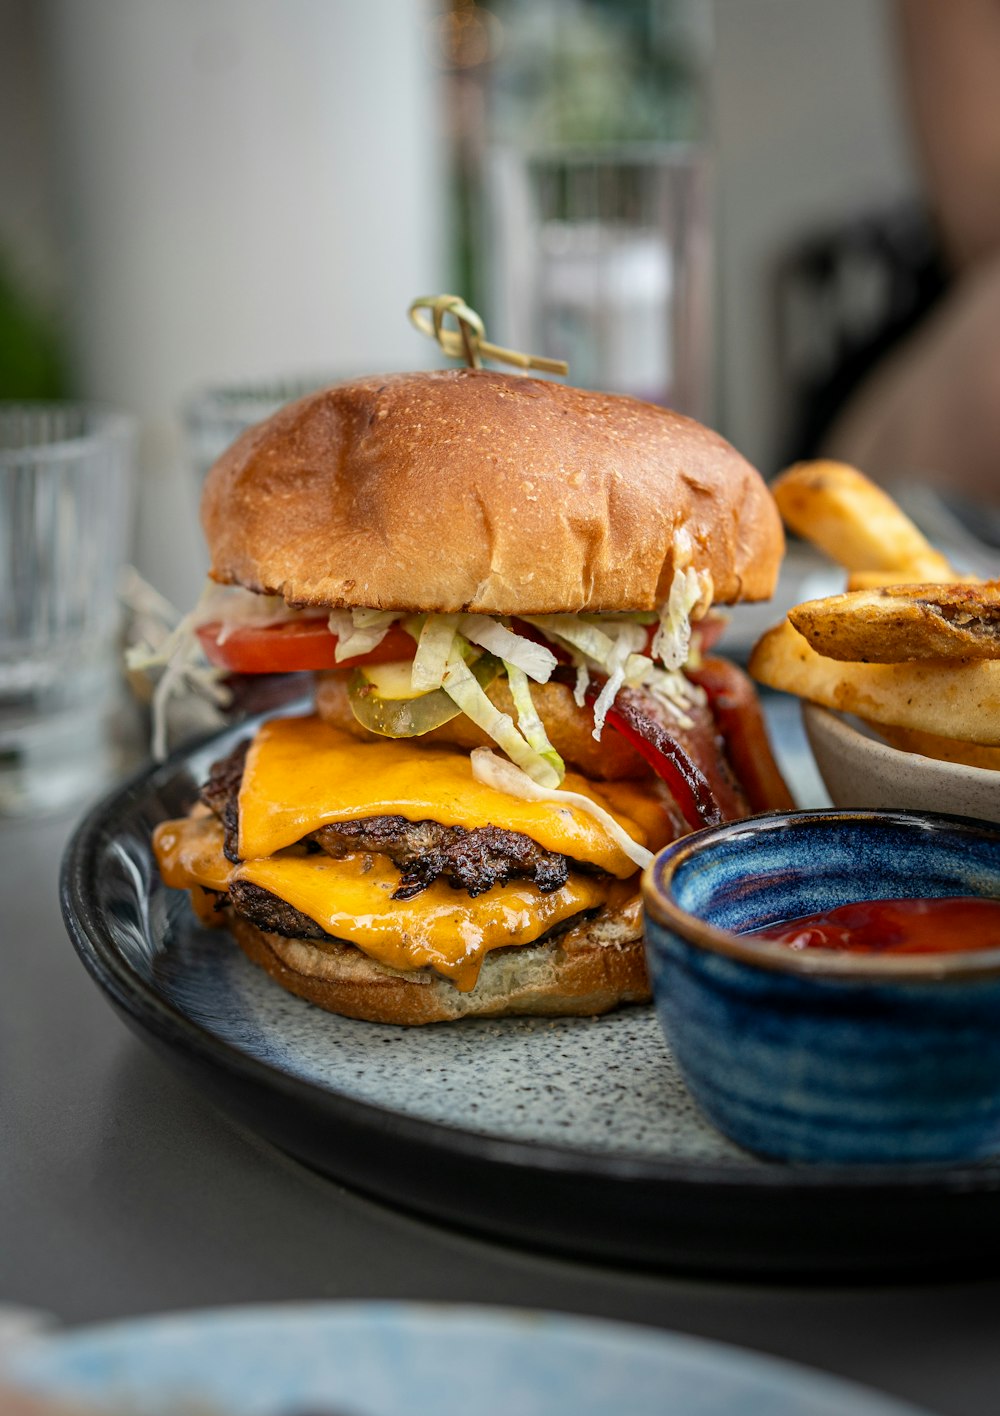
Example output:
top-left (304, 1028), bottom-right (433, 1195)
top-left (152, 365), bottom-right (789, 1023)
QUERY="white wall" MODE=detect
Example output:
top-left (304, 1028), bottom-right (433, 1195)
top-left (42, 0), bottom-right (446, 603)
top-left (5, 0), bottom-right (922, 592)
top-left (711, 0), bottom-right (919, 471)
top-left (0, 3), bottom-right (61, 306)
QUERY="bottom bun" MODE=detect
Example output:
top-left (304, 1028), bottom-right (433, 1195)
top-left (228, 900), bottom-right (649, 1025)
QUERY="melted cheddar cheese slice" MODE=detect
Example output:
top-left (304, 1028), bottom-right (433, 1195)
top-left (235, 852), bottom-right (615, 991)
top-left (153, 812), bottom-right (619, 991)
top-left (238, 715), bottom-right (668, 875)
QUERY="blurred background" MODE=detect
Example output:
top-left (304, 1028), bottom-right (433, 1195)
top-left (0, 0), bottom-right (922, 608)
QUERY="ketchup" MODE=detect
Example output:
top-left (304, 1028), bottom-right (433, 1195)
top-left (747, 897), bottom-right (1000, 955)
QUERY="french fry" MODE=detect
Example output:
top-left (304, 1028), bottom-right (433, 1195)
top-left (772, 461), bottom-right (955, 579)
top-left (749, 619), bottom-right (1000, 744)
top-left (787, 582), bottom-right (1000, 663)
top-left (871, 722), bottom-right (1000, 770)
top-left (845, 568), bottom-right (980, 591)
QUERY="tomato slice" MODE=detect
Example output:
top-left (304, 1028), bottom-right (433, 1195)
top-left (196, 619), bottom-right (416, 674)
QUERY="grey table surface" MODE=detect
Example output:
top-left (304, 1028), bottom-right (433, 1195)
top-left (4, 745), bottom-right (1000, 1416)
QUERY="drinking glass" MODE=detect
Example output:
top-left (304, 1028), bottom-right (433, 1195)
top-left (0, 404), bottom-right (135, 813)
top-left (486, 144), bottom-right (712, 419)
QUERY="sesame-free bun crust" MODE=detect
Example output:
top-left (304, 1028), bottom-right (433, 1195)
top-left (202, 370), bottom-right (782, 614)
top-left (227, 899), bottom-right (648, 1025)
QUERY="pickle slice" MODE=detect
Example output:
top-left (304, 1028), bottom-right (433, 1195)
top-left (360, 660), bottom-right (426, 700)
top-left (348, 654), bottom-right (501, 737)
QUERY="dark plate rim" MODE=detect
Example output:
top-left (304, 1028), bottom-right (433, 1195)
top-left (58, 717), bottom-right (1000, 1202)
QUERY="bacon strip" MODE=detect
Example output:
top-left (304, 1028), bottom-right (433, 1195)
top-left (601, 695), bottom-right (724, 831)
top-left (688, 657), bottom-right (795, 814)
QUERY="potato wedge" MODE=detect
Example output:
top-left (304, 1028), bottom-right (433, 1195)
top-left (749, 619), bottom-right (1000, 743)
top-left (772, 461), bottom-right (955, 578)
top-left (788, 582), bottom-right (1000, 662)
top-left (870, 721), bottom-right (1000, 770)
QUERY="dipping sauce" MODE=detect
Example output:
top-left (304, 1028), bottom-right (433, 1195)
top-left (747, 897), bottom-right (1000, 955)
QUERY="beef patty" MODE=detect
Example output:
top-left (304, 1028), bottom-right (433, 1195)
top-left (226, 877), bottom-right (597, 953)
top-left (227, 878), bottom-right (330, 941)
top-left (202, 741), bottom-right (575, 899)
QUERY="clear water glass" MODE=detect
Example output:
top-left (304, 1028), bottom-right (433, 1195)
top-left (0, 404), bottom-right (135, 813)
top-left (487, 145), bottom-right (712, 420)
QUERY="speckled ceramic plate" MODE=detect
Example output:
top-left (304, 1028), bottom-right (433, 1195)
top-left (59, 705), bottom-right (1000, 1276)
top-left (5, 1302), bottom-right (930, 1415)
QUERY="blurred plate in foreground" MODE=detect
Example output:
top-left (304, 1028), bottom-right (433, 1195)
top-left (5, 1302), bottom-right (929, 1416)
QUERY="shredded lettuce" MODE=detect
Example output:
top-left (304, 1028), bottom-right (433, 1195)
top-left (352, 608), bottom-right (397, 630)
top-left (441, 646), bottom-right (559, 787)
top-left (642, 665), bottom-right (705, 731)
top-left (124, 579), bottom-right (232, 758)
top-left (623, 652), bottom-right (654, 687)
top-left (589, 621), bottom-right (647, 740)
top-left (573, 663), bottom-right (590, 707)
top-left (596, 610), bottom-right (659, 625)
top-left (525, 614), bottom-right (615, 665)
top-left (523, 592), bottom-right (714, 742)
top-left (326, 609), bottom-right (353, 648)
top-left (148, 628), bottom-right (231, 761)
top-left (128, 572), bottom-right (716, 768)
top-left (652, 531), bottom-right (714, 671)
top-left (125, 581), bottom-right (241, 670)
top-left (525, 614), bottom-right (644, 735)
top-left (118, 565), bottom-right (180, 631)
top-left (131, 580), bottom-right (307, 656)
top-left (652, 566), bottom-right (701, 670)
top-left (460, 615), bottom-right (556, 683)
top-left (470, 749), bottom-right (653, 870)
top-left (589, 672), bottom-right (626, 739)
top-left (213, 594), bottom-right (302, 644)
top-left (330, 608), bottom-right (402, 663)
top-left (410, 613), bottom-right (460, 691)
top-left (503, 661), bottom-right (564, 780)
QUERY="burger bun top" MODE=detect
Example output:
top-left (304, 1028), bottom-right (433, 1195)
top-left (201, 368), bottom-right (783, 614)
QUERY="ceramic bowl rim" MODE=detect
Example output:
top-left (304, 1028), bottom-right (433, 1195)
top-left (803, 702), bottom-right (1000, 788)
top-left (642, 808), bottom-right (1000, 983)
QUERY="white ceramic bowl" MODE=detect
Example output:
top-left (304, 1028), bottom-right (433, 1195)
top-left (803, 702), bottom-right (1000, 824)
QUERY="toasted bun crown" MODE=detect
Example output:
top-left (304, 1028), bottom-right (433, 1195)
top-left (201, 369), bottom-right (783, 613)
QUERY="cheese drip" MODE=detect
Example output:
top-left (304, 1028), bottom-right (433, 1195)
top-left (238, 715), bottom-right (668, 875)
top-left (154, 812), bottom-right (232, 892)
top-left (235, 853), bottom-right (614, 991)
top-left (153, 812), bottom-right (616, 992)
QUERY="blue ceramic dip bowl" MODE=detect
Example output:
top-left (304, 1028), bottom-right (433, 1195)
top-left (642, 810), bottom-right (1000, 1165)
